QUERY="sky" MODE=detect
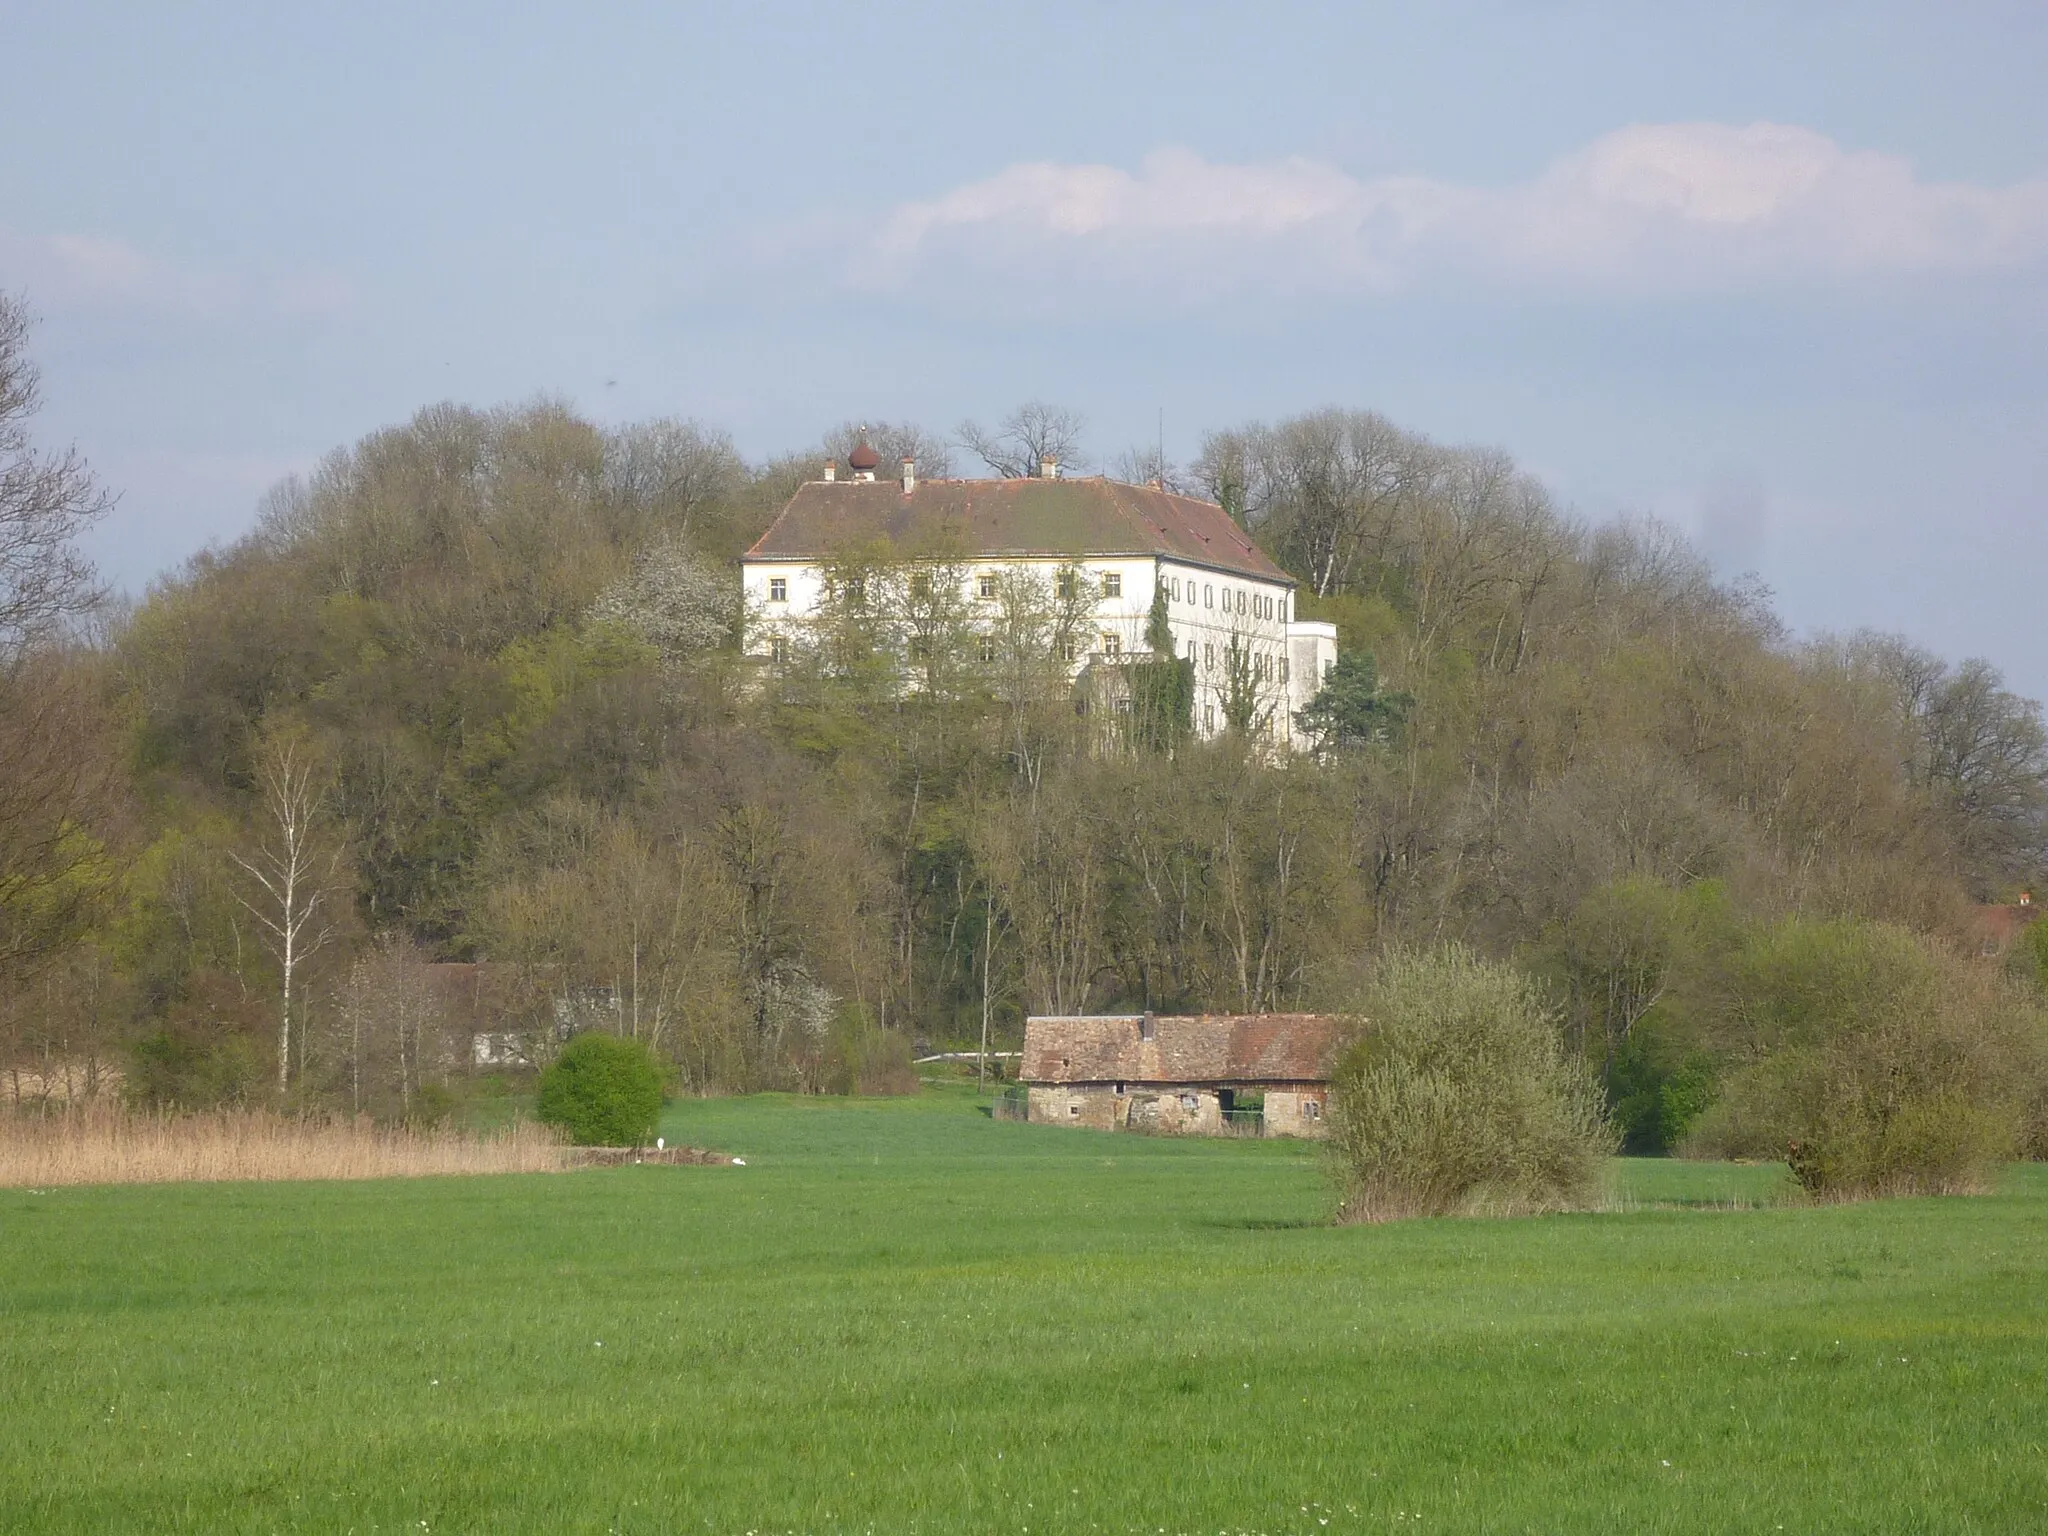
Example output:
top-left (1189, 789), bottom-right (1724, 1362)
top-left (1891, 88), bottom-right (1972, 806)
top-left (5, 1), bottom-right (2046, 694)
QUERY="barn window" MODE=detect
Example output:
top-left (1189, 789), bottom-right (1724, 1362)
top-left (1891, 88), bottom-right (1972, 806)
top-left (768, 577), bottom-right (787, 602)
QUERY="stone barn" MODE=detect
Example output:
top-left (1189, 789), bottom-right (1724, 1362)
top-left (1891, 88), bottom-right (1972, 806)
top-left (1021, 1012), bottom-right (1343, 1137)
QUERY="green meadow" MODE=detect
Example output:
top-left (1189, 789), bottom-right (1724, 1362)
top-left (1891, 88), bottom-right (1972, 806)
top-left (3, 1086), bottom-right (2044, 1534)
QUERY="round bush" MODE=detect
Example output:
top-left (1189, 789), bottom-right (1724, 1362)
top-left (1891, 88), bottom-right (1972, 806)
top-left (535, 1032), bottom-right (664, 1147)
top-left (1328, 945), bottom-right (1615, 1222)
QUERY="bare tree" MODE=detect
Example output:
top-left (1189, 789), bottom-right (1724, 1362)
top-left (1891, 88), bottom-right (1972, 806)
top-left (231, 730), bottom-right (343, 1096)
top-left (0, 296), bottom-right (112, 662)
top-left (601, 419), bottom-right (747, 545)
top-left (957, 402), bottom-right (1089, 478)
top-left (1110, 443), bottom-right (1187, 492)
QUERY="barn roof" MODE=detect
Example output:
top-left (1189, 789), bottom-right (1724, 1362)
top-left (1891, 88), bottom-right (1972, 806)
top-left (1021, 1013), bottom-right (1344, 1086)
top-left (744, 477), bottom-right (1291, 585)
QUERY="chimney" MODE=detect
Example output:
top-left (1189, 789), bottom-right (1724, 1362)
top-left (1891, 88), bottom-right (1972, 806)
top-left (1040, 456), bottom-right (1059, 481)
top-left (901, 455), bottom-right (916, 494)
top-left (1139, 1012), bottom-right (1156, 1042)
top-left (822, 460), bottom-right (837, 482)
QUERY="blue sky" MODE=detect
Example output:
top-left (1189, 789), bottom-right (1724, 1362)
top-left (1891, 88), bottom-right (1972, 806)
top-left (6, 2), bottom-right (2046, 693)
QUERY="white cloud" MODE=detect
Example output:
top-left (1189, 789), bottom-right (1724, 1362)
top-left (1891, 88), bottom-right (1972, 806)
top-left (866, 124), bottom-right (2048, 298)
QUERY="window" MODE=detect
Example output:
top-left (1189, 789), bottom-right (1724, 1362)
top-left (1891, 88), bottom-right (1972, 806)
top-left (1203, 643), bottom-right (1213, 668)
top-left (1204, 583), bottom-right (1213, 608)
top-left (1236, 589), bottom-right (1247, 615)
top-left (1203, 704), bottom-right (1216, 731)
top-left (910, 571), bottom-right (932, 600)
top-left (978, 635), bottom-right (997, 662)
top-left (1280, 656), bottom-right (1290, 684)
top-left (1057, 637), bottom-right (1079, 662)
top-left (768, 577), bottom-right (787, 603)
top-left (978, 572), bottom-right (998, 599)
top-left (1281, 594), bottom-right (1289, 623)
top-left (845, 576), bottom-right (865, 604)
top-left (1101, 633), bottom-right (1121, 656)
top-left (1169, 577), bottom-right (1179, 601)
top-left (1069, 1103), bottom-right (1081, 1117)
top-left (1115, 1082), bottom-right (1126, 1095)
top-left (1180, 1093), bottom-right (1200, 1111)
top-left (1113, 697), bottom-right (1131, 715)
top-left (1057, 571), bottom-right (1077, 599)
top-left (769, 636), bottom-right (790, 664)
top-left (1304, 1099), bottom-right (1321, 1120)
top-left (1102, 572), bottom-right (1122, 599)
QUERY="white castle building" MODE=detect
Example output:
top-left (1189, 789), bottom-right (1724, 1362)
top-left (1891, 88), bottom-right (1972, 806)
top-left (741, 444), bottom-right (1337, 746)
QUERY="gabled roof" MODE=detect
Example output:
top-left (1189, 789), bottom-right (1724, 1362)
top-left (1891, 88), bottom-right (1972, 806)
top-left (744, 477), bottom-right (1292, 585)
top-left (1022, 1013), bottom-right (1344, 1086)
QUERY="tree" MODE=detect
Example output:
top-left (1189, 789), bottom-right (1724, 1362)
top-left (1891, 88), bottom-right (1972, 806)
top-left (1295, 650), bottom-right (1408, 752)
top-left (957, 402), bottom-right (1088, 478)
top-left (600, 419), bottom-right (746, 547)
top-left (0, 295), bottom-right (112, 659)
top-left (1327, 945), bottom-right (1614, 1221)
top-left (0, 296), bottom-right (119, 972)
top-left (535, 1030), bottom-right (664, 1146)
top-left (230, 729), bottom-right (343, 1096)
top-left (1122, 585), bottom-right (1193, 754)
top-left (588, 534), bottom-right (743, 662)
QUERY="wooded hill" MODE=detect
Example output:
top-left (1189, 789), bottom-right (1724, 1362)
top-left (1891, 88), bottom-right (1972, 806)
top-left (10, 387), bottom-right (2048, 1147)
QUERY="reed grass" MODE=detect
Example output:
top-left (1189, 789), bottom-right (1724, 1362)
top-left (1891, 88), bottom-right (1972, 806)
top-left (0, 1102), bottom-right (569, 1187)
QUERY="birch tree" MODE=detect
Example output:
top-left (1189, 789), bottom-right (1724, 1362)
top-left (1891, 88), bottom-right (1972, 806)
top-left (231, 730), bottom-right (342, 1096)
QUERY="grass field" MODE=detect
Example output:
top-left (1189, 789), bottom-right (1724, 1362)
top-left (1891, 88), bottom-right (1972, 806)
top-left (2, 1085), bottom-right (2044, 1534)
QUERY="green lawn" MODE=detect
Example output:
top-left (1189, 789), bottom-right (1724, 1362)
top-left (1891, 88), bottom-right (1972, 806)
top-left (3, 1086), bottom-right (2044, 1534)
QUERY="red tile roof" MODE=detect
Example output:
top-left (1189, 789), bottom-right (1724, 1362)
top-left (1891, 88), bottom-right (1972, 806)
top-left (745, 477), bottom-right (1291, 585)
top-left (1022, 1013), bottom-right (1346, 1086)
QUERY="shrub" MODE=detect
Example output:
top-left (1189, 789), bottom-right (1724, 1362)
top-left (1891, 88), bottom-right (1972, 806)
top-left (535, 1032), bottom-right (664, 1146)
top-left (1326, 945), bottom-right (1615, 1222)
top-left (1685, 919), bottom-right (2046, 1197)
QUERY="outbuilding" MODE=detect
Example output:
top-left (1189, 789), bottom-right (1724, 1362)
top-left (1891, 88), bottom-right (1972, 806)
top-left (1021, 1012), bottom-right (1343, 1137)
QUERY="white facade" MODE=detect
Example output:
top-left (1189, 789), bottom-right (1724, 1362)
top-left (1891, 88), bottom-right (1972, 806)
top-left (742, 551), bottom-right (1337, 747)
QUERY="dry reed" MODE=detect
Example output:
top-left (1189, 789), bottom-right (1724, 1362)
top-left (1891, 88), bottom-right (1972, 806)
top-left (0, 1102), bottom-right (572, 1187)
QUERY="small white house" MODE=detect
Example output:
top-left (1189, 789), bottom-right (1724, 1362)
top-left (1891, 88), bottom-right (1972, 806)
top-left (742, 453), bottom-right (1337, 746)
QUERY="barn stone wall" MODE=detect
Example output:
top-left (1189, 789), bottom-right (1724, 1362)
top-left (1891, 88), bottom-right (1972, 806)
top-left (1261, 1088), bottom-right (1330, 1139)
